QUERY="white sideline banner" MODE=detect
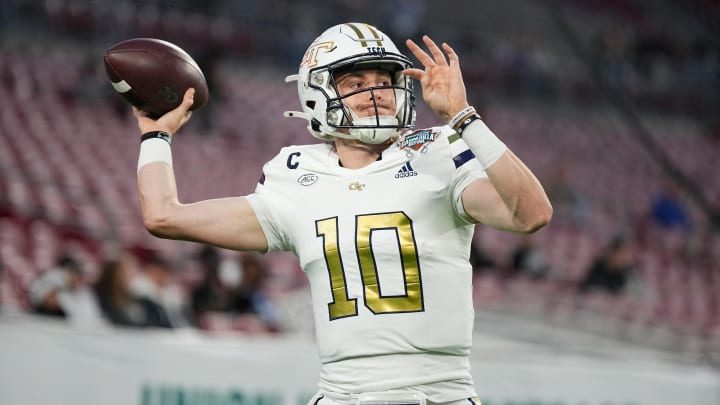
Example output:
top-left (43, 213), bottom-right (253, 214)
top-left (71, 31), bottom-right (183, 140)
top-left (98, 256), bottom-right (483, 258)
top-left (1, 316), bottom-right (719, 405)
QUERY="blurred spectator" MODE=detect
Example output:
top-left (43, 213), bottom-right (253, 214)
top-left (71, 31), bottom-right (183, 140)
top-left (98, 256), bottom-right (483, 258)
top-left (131, 253), bottom-right (192, 329)
top-left (677, 38), bottom-right (719, 116)
top-left (379, 0), bottom-right (426, 39)
top-left (649, 178), bottom-right (691, 231)
top-left (469, 239), bottom-right (496, 274)
top-left (234, 252), bottom-right (281, 332)
top-left (578, 235), bottom-right (638, 295)
top-left (193, 42), bottom-right (225, 132)
top-left (592, 27), bottom-right (633, 91)
top-left (94, 252), bottom-right (173, 329)
top-left (190, 245), bottom-right (237, 320)
top-left (190, 246), bottom-right (280, 332)
top-left (631, 19), bottom-right (676, 83)
top-left (508, 235), bottom-right (549, 279)
top-left (28, 254), bottom-right (104, 326)
top-left (546, 164), bottom-right (591, 227)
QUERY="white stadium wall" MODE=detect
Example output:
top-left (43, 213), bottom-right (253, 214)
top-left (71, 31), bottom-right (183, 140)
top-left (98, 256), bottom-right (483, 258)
top-left (1, 315), bottom-right (719, 405)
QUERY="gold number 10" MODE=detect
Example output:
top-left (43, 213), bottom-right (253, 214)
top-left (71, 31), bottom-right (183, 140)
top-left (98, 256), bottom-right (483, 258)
top-left (316, 212), bottom-right (425, 320)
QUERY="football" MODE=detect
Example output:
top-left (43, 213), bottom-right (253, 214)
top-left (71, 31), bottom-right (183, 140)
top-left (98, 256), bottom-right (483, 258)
top-left (103, 38), bottom-right (209, 118)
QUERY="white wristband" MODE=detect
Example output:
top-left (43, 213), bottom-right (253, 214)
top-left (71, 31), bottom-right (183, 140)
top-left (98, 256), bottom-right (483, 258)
top-left (137, 138), bottom-right (173, 171)
top-left (461, 119), bottom-right (508, 169)
top-left (448, 106), bottom-right (477, 129)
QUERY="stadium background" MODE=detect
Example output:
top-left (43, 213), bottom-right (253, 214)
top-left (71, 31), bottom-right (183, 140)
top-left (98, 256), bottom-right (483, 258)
top-left (0, 1), bottom-right (719, 404)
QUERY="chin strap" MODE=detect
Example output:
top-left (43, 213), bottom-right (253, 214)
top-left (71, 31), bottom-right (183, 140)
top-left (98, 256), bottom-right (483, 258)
top-left (348, 116), bottom-right (400, 144)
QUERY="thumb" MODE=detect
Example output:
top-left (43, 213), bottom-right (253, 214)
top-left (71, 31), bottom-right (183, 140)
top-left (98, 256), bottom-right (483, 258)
top-left (181, 88), bottom-right (195, 110)
top-left (172, 88), bottom-right (195, 116)
top-left (156, 88), bottom-right (196, 135)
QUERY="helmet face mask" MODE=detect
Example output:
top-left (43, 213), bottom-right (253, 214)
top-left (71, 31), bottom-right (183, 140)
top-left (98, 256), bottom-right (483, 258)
top-left (285, 23), bottom-right (416, 144)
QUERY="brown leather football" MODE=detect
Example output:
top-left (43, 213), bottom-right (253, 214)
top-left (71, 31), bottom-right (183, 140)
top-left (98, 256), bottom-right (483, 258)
top-left (103, 38), bottom-right (209, 118)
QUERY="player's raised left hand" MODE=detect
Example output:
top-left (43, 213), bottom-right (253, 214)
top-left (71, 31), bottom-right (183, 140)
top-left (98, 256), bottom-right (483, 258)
top-left (403, 36), bottom-right (470, 123)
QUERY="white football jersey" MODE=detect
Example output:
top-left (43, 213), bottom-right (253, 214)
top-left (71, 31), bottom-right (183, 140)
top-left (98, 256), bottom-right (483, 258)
top-left (245, 125), bottom-right (487, 402)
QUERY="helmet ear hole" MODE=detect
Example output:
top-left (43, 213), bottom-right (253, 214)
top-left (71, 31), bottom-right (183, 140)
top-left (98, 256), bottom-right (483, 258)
top-left (306, 101), bottom-right (316, 109)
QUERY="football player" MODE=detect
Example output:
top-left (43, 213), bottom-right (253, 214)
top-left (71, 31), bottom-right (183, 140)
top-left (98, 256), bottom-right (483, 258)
top-left (133, 23), bottom-right (552, 405)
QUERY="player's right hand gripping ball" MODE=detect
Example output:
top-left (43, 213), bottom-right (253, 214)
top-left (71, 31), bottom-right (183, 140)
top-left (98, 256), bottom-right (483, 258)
top-left (103, 38), bottom-right (209, 118)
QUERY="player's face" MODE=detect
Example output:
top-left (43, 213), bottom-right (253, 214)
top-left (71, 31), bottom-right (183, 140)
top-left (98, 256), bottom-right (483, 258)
top-left (334, 69), bottom-right (397, 118)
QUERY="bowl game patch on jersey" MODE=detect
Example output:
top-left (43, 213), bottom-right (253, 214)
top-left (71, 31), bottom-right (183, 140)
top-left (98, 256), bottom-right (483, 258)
top-left (398, 129), bottom-right (439, 155)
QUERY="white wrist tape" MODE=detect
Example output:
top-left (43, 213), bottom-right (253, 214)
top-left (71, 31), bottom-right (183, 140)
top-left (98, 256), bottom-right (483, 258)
top-left (137, 138), bottom-right (173, 171)
top-left (461, 119), bottom-right (508, 169)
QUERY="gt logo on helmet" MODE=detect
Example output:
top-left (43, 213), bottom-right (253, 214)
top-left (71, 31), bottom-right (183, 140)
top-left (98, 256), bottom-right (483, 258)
top-left (301, 41), bottom-right (336, 68)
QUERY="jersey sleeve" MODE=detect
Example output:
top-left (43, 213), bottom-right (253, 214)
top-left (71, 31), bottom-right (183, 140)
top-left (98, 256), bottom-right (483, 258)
top-left (244, 154), bottom-right (295, 253)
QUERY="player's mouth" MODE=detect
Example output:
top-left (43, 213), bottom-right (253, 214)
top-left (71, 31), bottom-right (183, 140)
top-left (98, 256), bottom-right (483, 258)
top-left (356, 104), bottom-right (393, 117)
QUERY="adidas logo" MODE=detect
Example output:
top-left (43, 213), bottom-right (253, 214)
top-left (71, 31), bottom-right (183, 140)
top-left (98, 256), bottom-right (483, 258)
top-left (395, 161), bottom-right (418, 178)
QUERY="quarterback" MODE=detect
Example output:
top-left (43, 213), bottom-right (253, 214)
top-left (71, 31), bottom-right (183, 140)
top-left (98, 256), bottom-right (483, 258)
top-left (133, 23), bottom-right (552, 405)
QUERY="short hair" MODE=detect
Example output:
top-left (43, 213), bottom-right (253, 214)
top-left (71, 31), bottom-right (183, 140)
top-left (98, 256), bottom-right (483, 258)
top-left (56, 255), bottom-right (81, 274)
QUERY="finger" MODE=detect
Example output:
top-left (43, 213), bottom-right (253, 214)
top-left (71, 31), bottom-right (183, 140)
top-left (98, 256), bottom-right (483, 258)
top-left (422, 35), bottom-right (447, 66)
top-left (177, 89), bottom-right (195, 118)
top-left (442, 43), bottom-right (460, 69)
top-left (132, 106), bottom-right (144, 119)
top-left (405, 38), bottom-right (436, 67)
top-left (179, 111), bottom-right (193, 127)
top-left (402, 68), bottom-right (425, 80)
top-left (179, 88), bottom-right (195, 111)
top-left (166, 88), bottom-right (195, 119)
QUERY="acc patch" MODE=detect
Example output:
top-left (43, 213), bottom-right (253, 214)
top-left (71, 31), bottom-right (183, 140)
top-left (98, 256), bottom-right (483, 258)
top-left (399, 129), bottom-right (438, 153)
top-left (297, 173), bottom-right (318, 186)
